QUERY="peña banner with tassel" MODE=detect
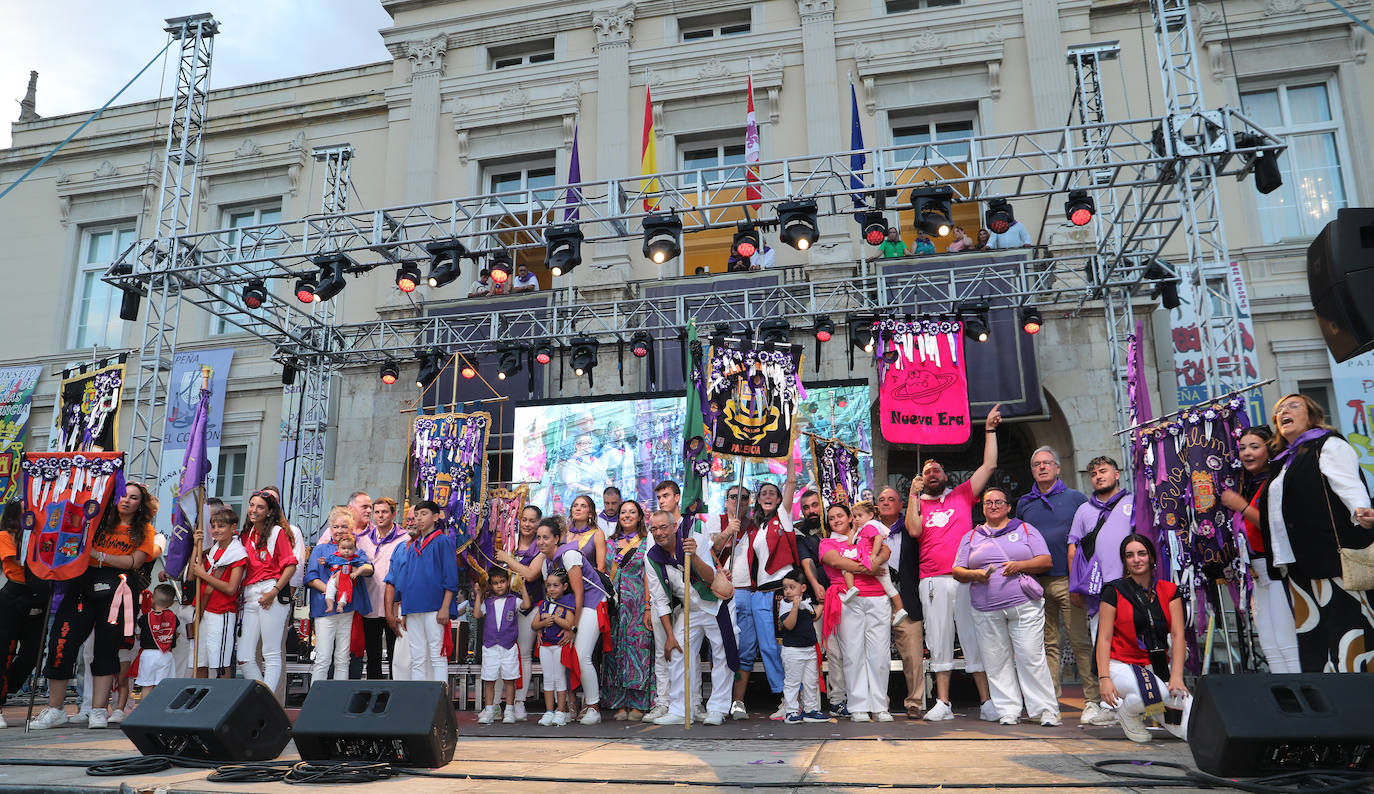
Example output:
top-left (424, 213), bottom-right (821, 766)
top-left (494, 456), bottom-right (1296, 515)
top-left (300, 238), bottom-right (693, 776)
top-left (703, 339), bottom-right (805, 460)
top-left (48, 362), bottom-right (125, 453)
top-left (21, 451), bottom-right (126, 581)
top-left (412, 412), bottom-right (491, 553)
top-left (877, 317), bottom-right (971, 446)
top-left (808, 434), bottom-right (865, 508)
top-left (488, 484), bottom-right (529, 557)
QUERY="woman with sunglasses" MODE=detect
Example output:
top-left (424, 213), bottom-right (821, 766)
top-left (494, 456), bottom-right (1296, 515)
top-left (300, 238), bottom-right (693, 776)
top-left (237, 490), bottom-right (299, 696)
top-left (952, 487), bottom-right (1059, 726)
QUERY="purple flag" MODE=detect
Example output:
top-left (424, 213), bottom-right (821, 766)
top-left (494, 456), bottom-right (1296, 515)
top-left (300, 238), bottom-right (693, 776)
top-left (1127, 322), bottom-right (1156, 544)
top-left (164, 386), bottom-right (212, 578)
top-left (563, 124), bottom-right (582, 222)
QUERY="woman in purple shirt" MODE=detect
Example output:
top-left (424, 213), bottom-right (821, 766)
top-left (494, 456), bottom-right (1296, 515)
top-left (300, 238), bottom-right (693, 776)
top-left (952, 487), bottom-right (1059, 726)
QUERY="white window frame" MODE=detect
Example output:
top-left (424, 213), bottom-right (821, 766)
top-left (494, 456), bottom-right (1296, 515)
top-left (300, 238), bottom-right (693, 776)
top-left (488, 38), bottom-right (555, 70)
top-left (212, 203), bottom-right (283, 335)
top-left (484, 160), bottom-right (559, 207)
top-left (678, 138), bottom-right (749, 190)
top-left (885, 0), bottom-right (961, 12)
top-left (1238, 77), bottom-right (1355, 245)
top-left (679, 10), bottom-right (752, 41)
top-left (69, 223), bottom-right (138, 350)
top-left (889, 110), bottom-right (979, 166)
top-left (211, 444), bottom-right (250, 517)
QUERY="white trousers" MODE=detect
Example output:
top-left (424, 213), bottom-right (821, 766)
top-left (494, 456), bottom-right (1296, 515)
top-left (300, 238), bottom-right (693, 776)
top-left (651, 619), bottom-right (674, 710)
top-left (781, 645), bottom-right (820, 714)
top-left (571, 606), bottom-right (600, 705)
top-left (311, 612), bottom-right (353, 684)
top-left (1252, 566), bottom-right (1301, 674)
top-left (822, 615), bottom-right (845, 702)
top-left (920, 575), bottom-right (983, 673)
top-left (516, 608), bottom-right (537, 702)
top-left (404, 612), bottom-right (447, 684)
top-left (838, 594), bottom-right (891, 715)
top-left (197, 610), bottom-right (238, 670)
top-left (170, 604), bottom-right (195, 678)
top-left (971, 600), bottom-right (1059, 721)
top-left (1107, 659), bottom-right (1191, 739)
top-left (538, 645), bottom-right (568, 692)
top-left (665, 608), bottom-right (732, 718)
top-left (238, 580), bottom-right (290, 691)
top-left (390, 622), bottom-right (411, 681)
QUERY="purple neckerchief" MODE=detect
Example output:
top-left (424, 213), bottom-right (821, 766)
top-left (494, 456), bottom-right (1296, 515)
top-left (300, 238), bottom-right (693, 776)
top-left (598, 509), bottom-right (617, 524)
top-left (373, 523), bottom-right (403, 547)
top-left (359, 522), bottom-right (379, 545)
top-left (1017, 479), bottom-right (1067, 513)
top-left (1088, 489), bottom-right (1129, 514)
top-left (1271, 427), bottom-right (1332, 466)
top-left (975, 518), bottom-right (1024, 540)
top-left (885, 511), bottom-right (906, 539)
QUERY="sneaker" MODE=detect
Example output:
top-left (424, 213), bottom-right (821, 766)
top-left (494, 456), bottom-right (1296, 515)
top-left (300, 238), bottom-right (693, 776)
top-left (107, 708), bottom-right (126, 724)
top-left (891, 608), bottom-right (909, 626)
top-left (703, 711), bottom-right (725, 726)
top-left (477, 705), bottom-right (496, 725)
top-left (999, 715), bottom-right (1019, 725)
top-left (580, 707), bottom-right (601, 725)
top-left (851, 711), bottom-right (871, 722)
top-left (502, 706), bottom-right (516, 724)
top-left (830, 701), bottom-right (851, 718)
top-left (67, 711), bottom-right (89, 725)
top-left (729, 700), bottom-right (748, 720)
top-left (0, 713), bottom-right (6, 729)
top-left (924, 700), bottom-right (955, 721)
top-left (28, 707), bottom-right (68, 730)
top-left (514, 703), bottom-right (527, 721)
top-left (785, 712), bottom-right (804, 724)
top-left (1088, 703), bottom-right (1120, 726)
top-left (1040, 711), bottom-right (1062, 727)
top-left (652, 712), bottom-right (685, 725)
top-left (552, 711), bottom-right (570, 726)
top-left (874, 711), bottom-right (894, 722)
top-left (979, 700), bottom-right (999, 722)
top-left (769, 705), bottom-right (787, 721)
top-left (802, 710), bottom-right (830, 723)
top-left (1080, 701), bottom-right (1106, 725)
top-left (840, 587), bottom-right (858, 604)
top-left (642, 705), bottom-right (669, 722)
top-left (1117, 708), bottom-right (1152, 743)
top-left (539, 710), bottom-right (556, 726)
top-left (87, 708), bottom-right (109, 729)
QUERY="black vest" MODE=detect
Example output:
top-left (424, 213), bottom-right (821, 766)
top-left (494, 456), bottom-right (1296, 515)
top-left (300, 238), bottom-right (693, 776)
top-left (1274, 434), bottom-right (1372, 579)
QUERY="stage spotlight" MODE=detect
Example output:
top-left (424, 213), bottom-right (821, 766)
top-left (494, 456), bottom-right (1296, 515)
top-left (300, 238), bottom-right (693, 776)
top-left (425, 239), bottom-right (466, 288)
top-left (813, 315), bottom-right (835, 342)
top-left (294, 273), bottom-right (317, 304)
top-left (107, 263), bottom-right (142, 321)
top-left (642, 214), bottom-right (682, 264)
top-left (759, 318), bottom-right (791, 346)
top-left (985, 198), bottom-right (1015, 234)
top-left (281, 360), bottom-right (297, 386)
top-left (859, 211), bottom-right (887, 246)
top-left (1064, 190), bottom-right (1095, 227)
top-left (570, 336), bottom-right (599, 377)
top-left (630, 331), bottom-right (652, 358)
top-left (379, 359), bottom-right (399, 385)
top-left (848, 313), bottom-right (877, 353)
top-left (545, 224), bottom-right (584, 276)
top-left (778, 200), bottom-right (819, 250)
top-left (1236, 133), bottom-right (1283, 195)
top-left (489, 254), bottom-right (512, 286)
top-left (1144, 259), bottom-right (1181, 310)
top-left (912, 186), bottom-right (954, 237)
top-left (959, 299), bottom-right (991, 343)
top-left (1021, 306), bottom-right (1043, 335)
top-left (242, 279), bottom-right (268, 310)
top-left (415, 348), bottom-right (444, 389)
top-left (732, 224), bottom-right (761, 259)
top-left (534, 343), bottom-right (554, 366)
top-left (395, 262), bottom-right (421, 293)
top-left (312, 253), bottom-right (348, 303)
top-left (460, 361), bottom-right (478, 379)
top-left (496, 343), bottom-right (523, 380)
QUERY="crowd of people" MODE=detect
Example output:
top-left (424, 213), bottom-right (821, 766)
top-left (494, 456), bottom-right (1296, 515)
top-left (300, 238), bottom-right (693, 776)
top-left (2, 393), bottom-right (1371, 737)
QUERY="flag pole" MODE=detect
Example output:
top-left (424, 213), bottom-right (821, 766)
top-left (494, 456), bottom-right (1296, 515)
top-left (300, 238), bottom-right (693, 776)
top-left (683, 522), bottom-right (691, 730)
top-left (191, 366), bottom-right (210, 676)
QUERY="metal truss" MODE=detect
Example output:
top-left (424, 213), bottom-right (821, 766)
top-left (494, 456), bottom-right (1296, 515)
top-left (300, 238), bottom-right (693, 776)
top-left (125, 14), bottom-right (217, 483)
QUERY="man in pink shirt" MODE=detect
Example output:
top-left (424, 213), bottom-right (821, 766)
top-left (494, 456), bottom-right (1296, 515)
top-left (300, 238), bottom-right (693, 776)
top-left (907, 404), bottom-right (1001, 722)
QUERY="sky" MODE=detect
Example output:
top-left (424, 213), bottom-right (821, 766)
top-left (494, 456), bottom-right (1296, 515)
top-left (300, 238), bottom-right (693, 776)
top-left (0, 1), bottom-right (394, 148)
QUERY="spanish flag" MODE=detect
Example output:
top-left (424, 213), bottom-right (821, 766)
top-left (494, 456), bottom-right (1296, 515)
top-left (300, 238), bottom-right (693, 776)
top-left (641, 86), bottom-right (660, 211)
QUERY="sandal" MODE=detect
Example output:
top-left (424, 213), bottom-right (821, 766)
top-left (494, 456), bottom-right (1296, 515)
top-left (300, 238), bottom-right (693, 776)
top-left (627, 709), bottom-right (644, 721)
top-left (613, 709), bottom-right (629, 721)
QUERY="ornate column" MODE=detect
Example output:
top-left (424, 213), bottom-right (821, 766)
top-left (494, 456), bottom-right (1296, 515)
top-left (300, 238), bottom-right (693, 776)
top-left (797, 0), bottom-right (854, 268)
top-left (582, 4), bottom-right (636, 292)
top-left (1021, 0), bottom-right (1069, 128)
top-left (404, 34), bottom-right (448, 203)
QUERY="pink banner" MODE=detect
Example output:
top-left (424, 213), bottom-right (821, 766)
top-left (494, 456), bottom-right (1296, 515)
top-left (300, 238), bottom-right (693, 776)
top-left (878, 318), bottom-right (970, 446)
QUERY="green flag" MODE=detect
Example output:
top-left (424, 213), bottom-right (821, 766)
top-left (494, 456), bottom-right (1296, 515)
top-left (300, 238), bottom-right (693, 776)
top-left (682, 320), bottom-right (709, 515)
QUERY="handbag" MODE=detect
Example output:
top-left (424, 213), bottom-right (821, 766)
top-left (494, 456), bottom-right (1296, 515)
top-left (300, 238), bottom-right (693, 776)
top-left (1319, 485), bottom-right (1374, 591)
top-left (1018, 574), bottom-right (1045, 601)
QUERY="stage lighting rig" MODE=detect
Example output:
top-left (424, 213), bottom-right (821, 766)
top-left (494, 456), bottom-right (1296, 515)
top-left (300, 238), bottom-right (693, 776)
top-left (425, 239), bottom-right (467, 288)
top-left (759, 318), bottom-right (791, 346)
top-left (242, 279), bottom-right (268, 310)
top-left (1235, 132), bottom-right (1283, 195)
top-left (545, 224), bottom-right (584, 276)
top-left (732, 224), bottom-right (761, 259)
top-left (813, 316), bottom-right (835, 342)
top-left (985, 198), bottom-right (1015, 234)
top-left (294, 272), bottom-right (317, 303)
top-left (1021, 306), bottom-right (1043, 335)
top-left (489, 253), bottom-right (512, 286)
top-left (1144, 259), bottom-right (1181, 310)
top-left (395, 262), bottom-right (421, 293)
top-left (912, 186), bottom-right (953, 237)
top-left (570, 336), bottom-right (599, 377)
top-left (848, 313), bottom-right (877, 353)
top-left (777, 200), bottom-right (819, 250)
top-left (496, 343), bottom-right (523, 380)
top-left (312, 253), bottom-right (349, 303)
top-left (415, 348), bottom-right (445, 389)
top-left (379, 359), bottom-right (399, 385)
top-left (630, 331), bottom-right (653, 358)
top-left (959, 299), bottom-right (991, 343)
top-left (281, 360), bottom-right (298, 386)
top-left (460, 361), bottom-right (478, 379)
top-left (109, 263), bottom-right (142, 321)
top-left (642, 213), bottom-right (682, 264)
top-left (859, 211), bottom-right (887, 246)
top-left (533, 342), bottom-right (554, 365)
top-left (1064, 190), bottom-right (1095, 227)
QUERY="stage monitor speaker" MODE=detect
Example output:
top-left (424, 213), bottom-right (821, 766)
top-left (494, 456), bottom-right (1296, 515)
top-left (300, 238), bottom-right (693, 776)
top-left (293, 680), bottom-right (457, 768)
top-left (1188, 673), bottom-right (1374, 777)
top-left (120, 678), bottom-right (291, 762)
top-left (1307, 207), bottom-right (1374, 363)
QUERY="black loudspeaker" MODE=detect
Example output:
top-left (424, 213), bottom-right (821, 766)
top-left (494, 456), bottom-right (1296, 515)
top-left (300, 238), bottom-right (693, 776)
top-left (1188, 673), bottom-right (1374, 777)
top-left (120, 678), bottom-right (291, 761)
top-left (1308, 207), bottom-right (1374, 363)
top-left (293, 681), bottom-right (457, 768)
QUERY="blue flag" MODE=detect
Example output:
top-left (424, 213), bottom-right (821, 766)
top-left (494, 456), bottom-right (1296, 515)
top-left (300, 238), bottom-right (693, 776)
top-left (564, 124), bottom-right (582, 222)
top-left (164, 385), bottom-right (212, 578)
top-left (849, 82), bottom-right (867, 215)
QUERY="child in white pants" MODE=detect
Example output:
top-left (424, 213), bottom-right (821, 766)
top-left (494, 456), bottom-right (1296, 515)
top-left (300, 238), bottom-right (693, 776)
top-left (779, 570), bottom-right (828, 722)
top-left (533, 571), bottom-right (577, 726)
